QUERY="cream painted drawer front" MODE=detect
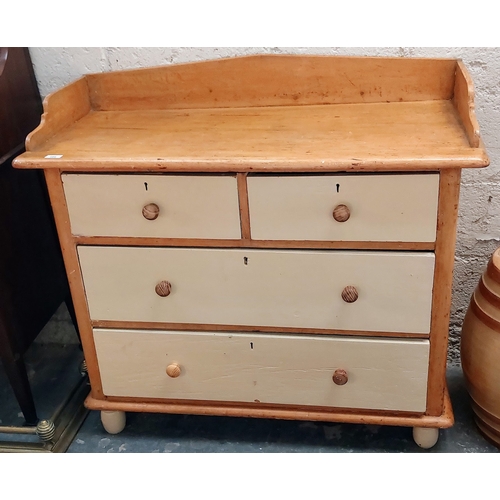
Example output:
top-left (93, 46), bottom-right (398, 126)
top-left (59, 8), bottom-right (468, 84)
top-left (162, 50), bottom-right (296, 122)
top-left (94, 329), bottom-right (430, 412)
top-left (247, 174), bottom-right (439, 242)
top-left (78, 246), bottom-right (435, 333)
top-left (62, 174), bottom-right (241, 239)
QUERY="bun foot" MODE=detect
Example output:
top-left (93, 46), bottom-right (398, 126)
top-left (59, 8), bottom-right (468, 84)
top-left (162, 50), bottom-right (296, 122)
top-left (413, 427), bottom-right (439, 449)
top-left (101, 410), bottom-right (126, 434)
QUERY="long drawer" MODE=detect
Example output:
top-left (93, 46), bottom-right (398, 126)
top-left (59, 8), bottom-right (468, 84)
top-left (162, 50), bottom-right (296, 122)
top-left (62, 174), bottom-right (241, 239)
top-left (247, 174), bottom-right (439, 242)
top-left (78, 246), bottom-right (435, 333)
top-left (94, 328), bottom-right (430, 412)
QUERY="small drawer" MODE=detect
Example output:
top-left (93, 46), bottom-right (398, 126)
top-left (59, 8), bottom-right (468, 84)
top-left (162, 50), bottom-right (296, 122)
top-left (78, 246), bottom-right (435, 334)
top-left (62, 174), bottom-right (241, 239)
top-left (93, 328), bottom-right (430, 412)
top-left (247, 174), bottom-right (439, 242)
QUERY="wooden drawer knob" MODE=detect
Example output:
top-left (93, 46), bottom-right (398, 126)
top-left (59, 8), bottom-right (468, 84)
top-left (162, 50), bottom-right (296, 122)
top-left (142, 203), bottom-right (160, 220)
top-left (333, 204), bottom-right (350, 222)
top-left (155, 280), bottom-right (172, 297)
top-left (332, 369), bottom-right (348, 386)
top-left (166, 363), bottom-right (181, 378)
top-left (341, 285), bottom-right (358, 303)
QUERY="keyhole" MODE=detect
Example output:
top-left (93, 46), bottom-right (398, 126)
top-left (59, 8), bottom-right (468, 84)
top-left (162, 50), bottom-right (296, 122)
top-left (336, 183), bottom-right (340, 193)
top-left (250, 342), bottom-right (254, 349)
top-left (144, 182), bottom-right (148, 191)
top-left (244, 257), bottom-right (248, 265)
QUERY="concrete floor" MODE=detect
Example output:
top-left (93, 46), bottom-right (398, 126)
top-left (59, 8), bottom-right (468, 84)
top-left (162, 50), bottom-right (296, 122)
top-left (0, 341), bottom-right (498, 453)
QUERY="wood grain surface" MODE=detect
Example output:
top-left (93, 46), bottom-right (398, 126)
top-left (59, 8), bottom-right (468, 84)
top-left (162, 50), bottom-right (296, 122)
top-left (15, 101), bottom-right (488, 171)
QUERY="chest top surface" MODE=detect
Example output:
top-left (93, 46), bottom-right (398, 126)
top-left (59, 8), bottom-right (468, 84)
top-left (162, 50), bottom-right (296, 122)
top-left (13, 54), bottom-right (488, 173)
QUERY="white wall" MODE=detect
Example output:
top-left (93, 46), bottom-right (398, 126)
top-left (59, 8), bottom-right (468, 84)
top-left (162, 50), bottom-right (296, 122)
top-left (29, 47), bottom-right (500, 363)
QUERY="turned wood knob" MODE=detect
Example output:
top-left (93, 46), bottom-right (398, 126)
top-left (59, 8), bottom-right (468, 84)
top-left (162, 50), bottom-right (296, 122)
top-left (332, 369), bottom-right (348, 386)
top-left (155, 280), bottom-right (172, 297)
top-left (166, 363), bottom-right (181, 378)
top-left (142, 203), bottom-right (160, 220)
top-left (333, 204), bottom-right (350, 222)
top-left (341, 285), bottom-right (358, 303)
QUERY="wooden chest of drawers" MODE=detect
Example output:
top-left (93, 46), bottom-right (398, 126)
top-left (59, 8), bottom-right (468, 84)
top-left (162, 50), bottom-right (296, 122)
top-left (14, 55), bottom-right (489, 448)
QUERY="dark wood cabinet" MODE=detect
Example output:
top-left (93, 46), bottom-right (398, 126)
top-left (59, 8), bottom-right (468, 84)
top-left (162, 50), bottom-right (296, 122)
top-left (0, 47), bottom-right (78, 425)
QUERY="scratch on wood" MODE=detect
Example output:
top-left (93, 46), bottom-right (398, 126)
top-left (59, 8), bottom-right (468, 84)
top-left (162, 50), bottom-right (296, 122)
top-left (344, 74), bottom-right (356, 88)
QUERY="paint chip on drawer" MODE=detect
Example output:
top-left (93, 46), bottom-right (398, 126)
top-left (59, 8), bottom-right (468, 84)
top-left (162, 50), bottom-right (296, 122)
top-left (44, 154), bottom-right (63, 158)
